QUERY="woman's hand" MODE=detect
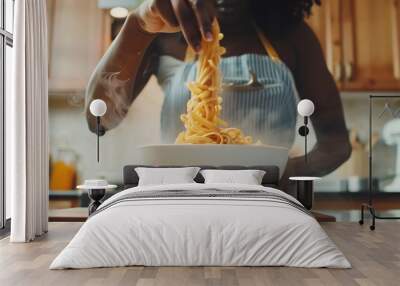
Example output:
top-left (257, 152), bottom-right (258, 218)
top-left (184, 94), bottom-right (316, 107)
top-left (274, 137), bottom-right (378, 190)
top-left (135, 0), bottom-right (216, 51)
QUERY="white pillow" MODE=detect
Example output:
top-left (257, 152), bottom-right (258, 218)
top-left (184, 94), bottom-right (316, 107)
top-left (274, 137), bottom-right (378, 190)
top-left (200, 169), bottom-right (266, 185)
top-left (135, 167), bottom-right (201, 186)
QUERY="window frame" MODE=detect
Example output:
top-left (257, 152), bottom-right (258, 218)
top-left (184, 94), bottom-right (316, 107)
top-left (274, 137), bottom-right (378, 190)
top-left (0, 0), bottom-right (14, 231)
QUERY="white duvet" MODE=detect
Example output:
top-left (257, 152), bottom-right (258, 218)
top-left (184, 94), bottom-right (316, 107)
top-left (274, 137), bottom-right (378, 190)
top-left (50, 183), bottom-right (350, 269)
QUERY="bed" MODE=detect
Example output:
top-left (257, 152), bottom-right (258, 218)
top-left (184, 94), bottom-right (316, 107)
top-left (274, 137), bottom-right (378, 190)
top-left (50, 165), bottom-right (350, 269)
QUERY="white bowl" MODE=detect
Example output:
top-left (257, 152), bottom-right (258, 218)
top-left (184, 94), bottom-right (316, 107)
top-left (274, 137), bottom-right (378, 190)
top-left (137, 144), bottom-right (289, 178)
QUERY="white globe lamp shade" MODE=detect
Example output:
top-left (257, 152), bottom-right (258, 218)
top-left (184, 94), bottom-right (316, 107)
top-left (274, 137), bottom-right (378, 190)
top-left (110, 7), bottom-right (129, 18)
top-left (90, 99), bottom-right (107, 117)
top-left (297, 99), bottom-right (315, 117)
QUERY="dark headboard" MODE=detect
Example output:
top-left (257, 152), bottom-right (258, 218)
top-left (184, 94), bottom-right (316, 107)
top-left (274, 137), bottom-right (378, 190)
top-left (123, 165), bottom-right (280, 189)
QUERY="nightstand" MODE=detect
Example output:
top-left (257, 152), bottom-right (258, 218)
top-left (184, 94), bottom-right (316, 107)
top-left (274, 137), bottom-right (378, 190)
top-left (289, 177), bottom-right (321, 210)
top-left (77, 180), bottom-right (117, 215)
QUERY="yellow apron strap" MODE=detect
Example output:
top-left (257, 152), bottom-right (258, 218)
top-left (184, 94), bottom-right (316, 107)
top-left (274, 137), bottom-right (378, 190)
top-left (253, 25), bottom-right (281, 62)
top-left (184, 25), bottom-right (281, 62)
top-left (184, 46), bottom-right (197, 62)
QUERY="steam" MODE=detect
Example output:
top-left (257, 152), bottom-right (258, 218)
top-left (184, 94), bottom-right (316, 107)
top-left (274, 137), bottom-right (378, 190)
top-left (97, 71), bottom-right (131, 128)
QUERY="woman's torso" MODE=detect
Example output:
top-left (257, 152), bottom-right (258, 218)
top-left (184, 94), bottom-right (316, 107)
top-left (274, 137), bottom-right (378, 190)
top-left (154, 31), bottom-right (300, 148)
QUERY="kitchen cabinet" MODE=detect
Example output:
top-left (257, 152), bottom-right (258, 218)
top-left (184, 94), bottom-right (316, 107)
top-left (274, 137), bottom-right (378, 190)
top-left (47, 0), bottom-right (111, 93)
top-left (307, 0), bottom-right (400, 91)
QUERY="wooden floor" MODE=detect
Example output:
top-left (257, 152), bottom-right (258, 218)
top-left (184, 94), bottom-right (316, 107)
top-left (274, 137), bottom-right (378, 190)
top-left (0, 222), bottom-right (399, 286)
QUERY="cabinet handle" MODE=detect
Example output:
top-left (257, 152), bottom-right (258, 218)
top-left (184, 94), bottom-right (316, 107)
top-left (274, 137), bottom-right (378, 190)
top-left (344, 62), bottom-right (353, 81)
top-left (334, 63), bottom-right (343, 82)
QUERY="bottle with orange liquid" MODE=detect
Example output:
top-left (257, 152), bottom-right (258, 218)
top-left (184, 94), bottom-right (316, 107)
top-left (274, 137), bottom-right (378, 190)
top-left (50, 147), bottom-right (78, 191)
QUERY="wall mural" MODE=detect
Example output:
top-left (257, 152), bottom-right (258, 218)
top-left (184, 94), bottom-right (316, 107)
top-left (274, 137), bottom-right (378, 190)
top-left (47, 0), bottom-right (399, 206)
top-left (79, 0), bottom-right (350, 186)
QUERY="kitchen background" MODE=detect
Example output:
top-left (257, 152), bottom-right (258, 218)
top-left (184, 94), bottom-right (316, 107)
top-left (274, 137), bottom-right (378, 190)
top-left (47, 0), bottom-right (400, 221)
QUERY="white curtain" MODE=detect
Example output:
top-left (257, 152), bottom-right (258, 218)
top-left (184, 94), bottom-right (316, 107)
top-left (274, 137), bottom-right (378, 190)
top-left (8, 0), bottom-right (49, 242)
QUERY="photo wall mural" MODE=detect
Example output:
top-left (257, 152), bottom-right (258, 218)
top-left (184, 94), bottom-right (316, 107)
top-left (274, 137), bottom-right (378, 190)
top-left (47, 0), bottom-right (400, 201)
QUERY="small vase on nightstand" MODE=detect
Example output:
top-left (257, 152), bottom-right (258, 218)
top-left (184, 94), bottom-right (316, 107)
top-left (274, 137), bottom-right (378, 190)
top-left (77, 179), bottom-right (117, 215)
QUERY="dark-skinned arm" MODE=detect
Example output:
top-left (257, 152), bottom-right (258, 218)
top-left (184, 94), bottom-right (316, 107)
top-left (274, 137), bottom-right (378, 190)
top-left (281, 22), bottom-right (352, 187)
top-left (85, 0), bottom-right (217, 134)
top-left (85, 14), bottom-right (157, 134)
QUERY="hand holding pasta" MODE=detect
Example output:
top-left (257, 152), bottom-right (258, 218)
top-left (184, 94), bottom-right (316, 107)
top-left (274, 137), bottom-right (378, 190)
top-left (135, 0), bottom-right (216, 51)
top-left (176, 21), bottom-right (253, 145)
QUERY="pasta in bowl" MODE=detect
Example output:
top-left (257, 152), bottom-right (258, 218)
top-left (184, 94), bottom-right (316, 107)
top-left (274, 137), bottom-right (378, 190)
top-left (176, 20), bottom-right (252, 145)
top-left (138, 21), bottom-right (289, 174)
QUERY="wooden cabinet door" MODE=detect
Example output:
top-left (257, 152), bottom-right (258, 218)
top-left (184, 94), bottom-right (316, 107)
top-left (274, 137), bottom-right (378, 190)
top-left (306, 0), bottom-right (343, 88)
top-left (342, 0), bottom-right (400, 91)
top-left (307, 0), bottom-right (400, 91)
top-left (47, 0), bottom-right (108, 92)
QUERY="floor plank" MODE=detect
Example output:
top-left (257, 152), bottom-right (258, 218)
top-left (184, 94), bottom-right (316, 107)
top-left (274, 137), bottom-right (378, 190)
top-left (0, 222), bottom-right (399, 286)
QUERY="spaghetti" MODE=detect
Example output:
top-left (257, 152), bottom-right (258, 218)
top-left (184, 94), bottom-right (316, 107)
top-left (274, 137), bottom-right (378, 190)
top-left (176, 21), bottom-right (253, 144)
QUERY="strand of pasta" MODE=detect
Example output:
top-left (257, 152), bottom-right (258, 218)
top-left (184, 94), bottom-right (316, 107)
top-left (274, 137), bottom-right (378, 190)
top-left (176, 21), bottom-right (253, 144)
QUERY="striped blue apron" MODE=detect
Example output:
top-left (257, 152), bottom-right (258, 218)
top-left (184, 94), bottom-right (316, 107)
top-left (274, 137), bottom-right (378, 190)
top-left (157, 31), bottom-right (298, 148)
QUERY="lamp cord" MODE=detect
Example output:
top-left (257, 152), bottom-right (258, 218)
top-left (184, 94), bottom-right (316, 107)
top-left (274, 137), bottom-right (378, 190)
top-left (304, 116), bottom-right (308, 164)
top-left (305, 130), bottom-right (308, 164)
top-left (96, 116), bottom-right (100, 163)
